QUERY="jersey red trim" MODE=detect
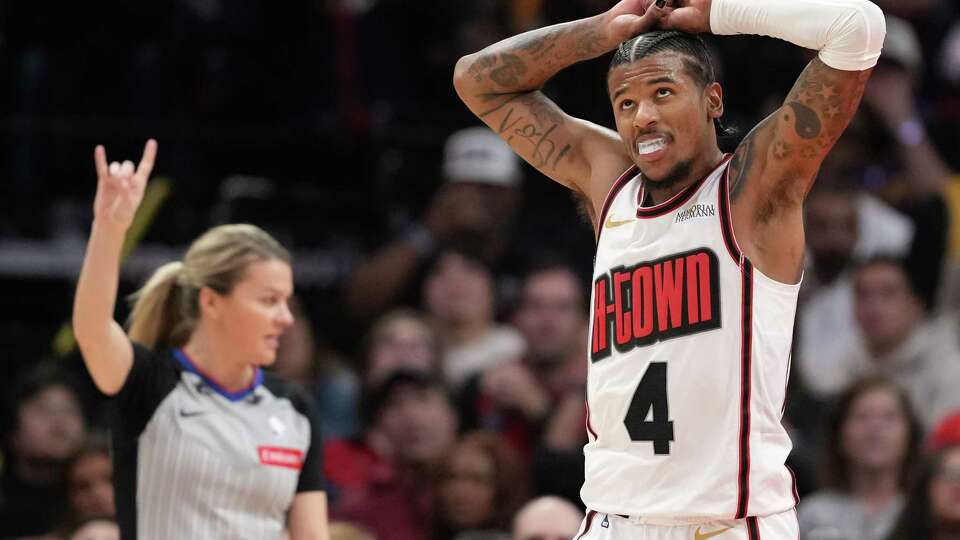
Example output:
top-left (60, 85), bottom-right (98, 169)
top-left (595, 165), bottom-right (640, 242)
top-left (718, 162), bottom-right (743, 264)
top-left (736, 260), bottom-right (754, 519)
top-left (635, 154), bottom-right (733, 219)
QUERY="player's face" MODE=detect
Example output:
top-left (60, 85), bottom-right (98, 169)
top-left (841, 387), bottom-right (909, 471)
top-left (213, 258), bottom-right (295, 367)
top-left (608, 53), bottom-right (722, 185)
top-left (931, 447), bottom-right (960, 525)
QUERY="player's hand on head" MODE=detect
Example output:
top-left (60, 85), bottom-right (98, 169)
top-left (93, 139), bottom-right (157, 229)
top-left (608, 0), bottom-right (670, 42)
top-left (657, 0), bottom-right (713, 34)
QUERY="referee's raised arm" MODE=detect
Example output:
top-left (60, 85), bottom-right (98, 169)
top-left (73, 140), bottom-right (157, 396)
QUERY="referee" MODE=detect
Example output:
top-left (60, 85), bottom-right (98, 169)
top-left (73, 140), bottom-right (329, 539)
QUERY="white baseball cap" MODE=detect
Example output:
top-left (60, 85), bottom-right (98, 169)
top-left (442, 127), bottom-right (521, 187)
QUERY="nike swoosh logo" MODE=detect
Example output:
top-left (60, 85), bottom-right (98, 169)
top-left (694, 526), bottom-right (731, 540)
top-left (605, 216), bottom-right (634, 229)
top-left (180, 410), bottom-right (205, 418)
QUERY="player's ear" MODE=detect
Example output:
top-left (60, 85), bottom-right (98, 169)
top-left (705, 82), bottom-right (724, 120)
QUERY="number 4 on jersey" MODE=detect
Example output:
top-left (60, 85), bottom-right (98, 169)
top-left (624, 362), bottom-right (674, 455)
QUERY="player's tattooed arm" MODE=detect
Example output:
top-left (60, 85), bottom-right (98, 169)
top-left (729, 58), bottom-right (872, 217)
top-left (454, 1), bottom-right (661, 197)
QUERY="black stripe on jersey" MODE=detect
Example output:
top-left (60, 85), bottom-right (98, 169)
top-left (747, 516), bottom-right (761, 540)
top-left (718, 162), bottom-right (742, 263)
top-left (596, 165), bottom-right (640, 242)
top-left (636, 172), bottom-right (708, 219)
top-left (575, 510), bottom-right (598, 539)
top-left (736, 260), bottom-right (755, 519)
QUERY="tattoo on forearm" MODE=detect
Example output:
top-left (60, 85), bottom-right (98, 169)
top-left (478, 93), bottom-right (572, 170)
top-left (574, 28), bottom-right (606, 57)
top-left (489, 53), bottom-right (528, 87)
top-left (464, 19), bottom-right (610, 91)
top-left (515, 28), bottom-right (568, 61)
top-left (467, 54), bottom-right (498, 83)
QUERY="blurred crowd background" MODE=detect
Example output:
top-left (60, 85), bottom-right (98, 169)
top-left (3, 0), bottom-right (960, 539)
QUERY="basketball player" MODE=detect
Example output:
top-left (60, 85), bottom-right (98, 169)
top-left (454, 0), bottom-right (885, 538)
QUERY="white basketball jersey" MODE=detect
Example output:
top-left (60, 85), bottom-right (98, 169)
top-left (582, 156), bottom-right (800, 520)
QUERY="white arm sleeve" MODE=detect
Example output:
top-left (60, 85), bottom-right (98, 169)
top-left (709, 0), bottom-right (886, 72)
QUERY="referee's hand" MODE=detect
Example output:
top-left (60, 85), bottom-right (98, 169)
top-left (93, 139), bottom-right (157, 229)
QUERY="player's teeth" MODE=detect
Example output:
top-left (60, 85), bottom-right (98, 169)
top-left (638, 138), bottom-right (666, 155)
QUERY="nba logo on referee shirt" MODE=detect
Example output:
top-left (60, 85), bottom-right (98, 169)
top-left (258, 446), bottom-right (303, 470)
top-left (269, 415), bottom-right (286, 436)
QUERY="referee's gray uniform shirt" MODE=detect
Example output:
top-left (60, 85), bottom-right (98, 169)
top-left (111, 345), bottom-right (324, 539)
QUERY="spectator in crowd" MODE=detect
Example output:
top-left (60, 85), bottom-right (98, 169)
top-left (0, 367), bottom-right (87, 538)
top-left (803, 256), bottom-right (960, 430)
top-left (345, 127), bottom-right (524, 321)
top-left (459, 263), bottom-right (586, 454)
top-left (331, 369), bottom-right (458, 540)
top-left (886, 444), bottom-right (960, 540)
top-left (512, 496), bottom-right (584, 540)
top-left (799, 377), bottom-right (922, 540)
top-left (423, 247), bottom-right (525, 389)
top-left (68, 517), bottom-right (120, 540)
top-left (63, 433), bottom-right (115, 531)
top-left (434, 431), bottom-right (529, 540)
top-left (362, 308), bottom-right (441, 387)
top-left (274, 296), bottom-right (360, 439)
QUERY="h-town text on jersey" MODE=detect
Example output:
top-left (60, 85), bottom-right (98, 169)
top-left (591, 248), bottom-right (721, 361)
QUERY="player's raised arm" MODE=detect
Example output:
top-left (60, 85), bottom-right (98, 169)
top-left (663, 0), bottom-right (885, 210)
top-left (73, 140), bottom-right (157, 395)
top-left (453, 1), bottom-right (665, 209)
top-left (659, 0), bottom-right (884, 281)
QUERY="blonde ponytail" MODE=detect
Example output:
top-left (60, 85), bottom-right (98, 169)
top-left (127, 261), bottom-right (193, 348)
